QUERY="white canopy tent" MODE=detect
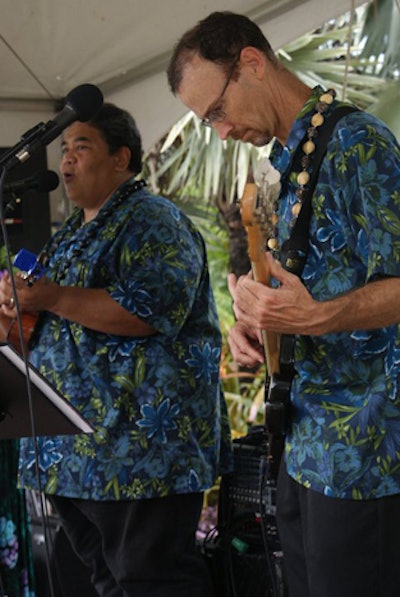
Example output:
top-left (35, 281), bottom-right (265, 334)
top-left (0, 0), bottom-right (366, 212)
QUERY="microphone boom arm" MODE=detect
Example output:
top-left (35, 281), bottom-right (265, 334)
top-left (0, 83), bottom-right (103, 173)
top-left (0, 123), bottom-right (47, 169)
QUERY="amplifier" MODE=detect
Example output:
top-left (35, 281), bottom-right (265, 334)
top-left (216, 426), bottom-right (288, 597)
top-left (225, 430), bottom-right (277, 517)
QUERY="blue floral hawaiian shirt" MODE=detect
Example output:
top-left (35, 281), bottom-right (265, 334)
top-left (18, 178), bottom-right (232, 500)
top-left (270, 87), bottom-right (400, 499)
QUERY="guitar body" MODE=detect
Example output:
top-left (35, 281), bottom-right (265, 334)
top-left (240, 181), bottom-right (293, 479)
top-left (9, 312), bottom-right (38, 354)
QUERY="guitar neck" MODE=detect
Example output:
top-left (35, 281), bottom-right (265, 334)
top-left (249, 249), bottom-right (280, 377)
top-left (241, 182), bottom-right (280, 378)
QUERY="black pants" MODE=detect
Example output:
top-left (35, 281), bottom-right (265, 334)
top-left (276, 461), bottom-right (400, 597)
top-left (49, 492), bottom-right (211, 597)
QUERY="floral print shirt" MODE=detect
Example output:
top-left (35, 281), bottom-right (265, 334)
top-left (270, 87), bottom-right (400, 499)
top-left (18, 178), bottom-right (232, 500)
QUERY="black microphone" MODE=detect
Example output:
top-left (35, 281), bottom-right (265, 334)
top-left (1, 84), bottom-right (104, 171)
top-left (4, 170), bottom-right (59, 195)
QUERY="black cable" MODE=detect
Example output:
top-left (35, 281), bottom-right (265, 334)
top-left (0, 569), bottom-right (5, 597)
top-left (225, 515), bottom-right (243, 597)
top-left (0, 167), bottom-right (56, 597)
top-left (258, 455), bottom-right (279, 597)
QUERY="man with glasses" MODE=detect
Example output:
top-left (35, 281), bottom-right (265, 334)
top-left (167, 11), bottom-right (400, 597)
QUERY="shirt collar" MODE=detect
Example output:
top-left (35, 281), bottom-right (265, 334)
top-left (271, 86), bottom-right (325, 178)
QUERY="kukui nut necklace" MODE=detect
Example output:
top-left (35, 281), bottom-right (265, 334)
top-left (266, 88), bottom-right (336, 254)
top-left (38, 178), bottom-right (147, 283)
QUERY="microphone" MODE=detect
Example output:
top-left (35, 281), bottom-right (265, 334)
top-left (4, 170), bottom-right (59, 195)
top-left (1, 84), bottom-right (104, 171)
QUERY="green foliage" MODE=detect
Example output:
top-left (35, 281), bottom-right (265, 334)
top-left (0, 245), bottom-right (8, 269)
top-left (360, 0), bottom-right (400, 78)
top-left (0, 245), bottom-right (14, 272)
top-left (145, 115), bottom-right (271, 208)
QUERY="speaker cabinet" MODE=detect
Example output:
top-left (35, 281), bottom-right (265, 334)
top-left (1, 147), bottom-right (52, 255)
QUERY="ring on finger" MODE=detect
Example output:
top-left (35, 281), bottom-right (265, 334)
top-left (9, 297), bottom-right (15, 308)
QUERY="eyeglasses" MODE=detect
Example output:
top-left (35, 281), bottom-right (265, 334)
top-left (201, 60), bottom-right (238, 127)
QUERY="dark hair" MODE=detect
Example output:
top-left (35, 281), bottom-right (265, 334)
top-left (167, 11), bottom-right (277, 94)
top-left (89, 102), bottom-right (142, 174)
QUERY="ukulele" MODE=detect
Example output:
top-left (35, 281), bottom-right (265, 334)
top-left (240, 181), bottom-right (292, 479)
top-left (0, 311), bottom-right (38, 354)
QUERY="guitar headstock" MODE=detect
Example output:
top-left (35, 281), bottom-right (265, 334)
top-left (240, 182), bottom-right (275, 264)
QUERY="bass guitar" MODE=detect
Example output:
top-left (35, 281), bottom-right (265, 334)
top-left (240, 182), bottom-right (292, 479)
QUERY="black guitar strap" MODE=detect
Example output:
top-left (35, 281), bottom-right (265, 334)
top-left (281, 105), bottom-right (359, 277)
top-left (265, 105), bottom-right (359, 476)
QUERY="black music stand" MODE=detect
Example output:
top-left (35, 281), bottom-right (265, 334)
top-left (0, 343), bottom-right (94, 439)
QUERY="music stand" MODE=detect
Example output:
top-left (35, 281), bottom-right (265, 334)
top-left (0, 343), bottom-right (94, 439)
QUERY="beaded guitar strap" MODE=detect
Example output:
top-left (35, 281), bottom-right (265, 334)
top-left (281, 104), bottom-right (359, 277)
top-left (265, 103), bottom-right (359, 478)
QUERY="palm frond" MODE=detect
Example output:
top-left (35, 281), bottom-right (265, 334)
top-left (359, 0), bottom-right (400, 78)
